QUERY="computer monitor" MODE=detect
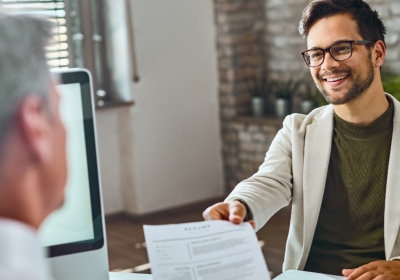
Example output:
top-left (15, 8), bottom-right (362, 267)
top-left (38, 69), bottom-right (109, 280)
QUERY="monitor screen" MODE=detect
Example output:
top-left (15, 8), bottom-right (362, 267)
top-left (38, 69), bottom-right (104, 257)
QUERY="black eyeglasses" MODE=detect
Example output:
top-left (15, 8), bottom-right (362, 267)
top-left (301, 40), bottom-right (374, 67)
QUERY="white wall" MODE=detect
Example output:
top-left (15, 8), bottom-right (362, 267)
top-left (97, 0), bottom-right (224, 215)
top-left (96, 108), bottom-right (133, 214)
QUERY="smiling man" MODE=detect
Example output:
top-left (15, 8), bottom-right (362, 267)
top-left (203, 1), bottom-right (400, 279)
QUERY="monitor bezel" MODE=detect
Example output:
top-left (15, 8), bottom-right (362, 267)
top-left (47, 69), bottom-right (104, 258)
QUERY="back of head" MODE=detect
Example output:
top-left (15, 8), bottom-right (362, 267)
top-left (0, 13), bottom-right (53, 143)
top-left (299, 0), bottom-right (386, 44)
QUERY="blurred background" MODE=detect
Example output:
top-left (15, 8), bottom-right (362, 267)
top-left (1, 0), bottom-right (400, 276)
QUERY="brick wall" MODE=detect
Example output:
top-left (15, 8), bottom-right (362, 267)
top-left (214, 0), bottom-right (267, 190)
top-left (214, 0), bottom-right (400, 192)
top-left (373, 0), bottom-right (400, 72)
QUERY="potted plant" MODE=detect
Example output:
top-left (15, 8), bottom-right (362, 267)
top-left (382, 72), bottom-right (400, 100)
top-left (300, 77), bottom-right (327, 114)
top-left (273, 78), bottom-right (301, 118)
top-left (247, 69), bottom-right (271, 117)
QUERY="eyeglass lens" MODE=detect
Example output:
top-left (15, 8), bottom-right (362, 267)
top-left (304, 41), bottom-right (352, 67)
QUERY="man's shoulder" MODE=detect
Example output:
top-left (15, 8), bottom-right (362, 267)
top-left (282, 105), bottom-right (333, 132)
top-left (0, 218), bottom-right (50, 280)
top-left (387, 93), bottom-right (400, 111)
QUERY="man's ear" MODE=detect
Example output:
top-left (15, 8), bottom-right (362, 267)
top-left (373, 40), bottom-right (386, 68)
top-left (16, 95), bottom-right (51, 162)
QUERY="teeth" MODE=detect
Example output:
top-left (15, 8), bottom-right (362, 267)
top-left (326, 75), bottom-right (347, 82)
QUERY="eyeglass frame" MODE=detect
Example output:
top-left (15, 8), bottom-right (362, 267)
top-left (300, 40), bottom-right (375, 67)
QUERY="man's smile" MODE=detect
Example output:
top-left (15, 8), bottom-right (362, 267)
top-left (319, 72), bottom-right (351, 88)
top-left (325, 74), bottom-right (349, 82)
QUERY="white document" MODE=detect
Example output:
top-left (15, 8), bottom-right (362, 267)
top-left (143, 220), bottom-right (270, 280)
top-left (274, 270), bottom-right (346, 280)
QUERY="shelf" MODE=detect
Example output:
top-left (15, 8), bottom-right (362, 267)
top-left (232, 115), bottom-right (283, 129)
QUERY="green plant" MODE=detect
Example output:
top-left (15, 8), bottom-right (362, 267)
top-left (382, 72), bottom-right (400, 101)
top-left (303, 77), bottom-right (328, 107)
top-left (273, 77), bottom-right (302, 99)
top-left (247, 69), bottom-right (272, 98)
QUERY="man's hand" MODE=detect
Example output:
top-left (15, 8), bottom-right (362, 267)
top-left (202, 200), bottom-right (255, 228)
top-left (342, 260), bottom-right (400, 280)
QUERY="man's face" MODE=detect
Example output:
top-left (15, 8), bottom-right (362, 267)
top-left (306, 13), bottom-right (375, 105)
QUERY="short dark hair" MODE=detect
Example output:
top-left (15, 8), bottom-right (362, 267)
top-left (299, 0), bottom-right (386, 45)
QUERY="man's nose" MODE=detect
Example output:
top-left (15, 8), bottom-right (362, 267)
top-left (321, 51), bottom-right (340, 70)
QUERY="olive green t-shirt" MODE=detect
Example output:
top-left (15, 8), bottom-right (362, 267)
top-left (304, 99), bottom-right (393, 275)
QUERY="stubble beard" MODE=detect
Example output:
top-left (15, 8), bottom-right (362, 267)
top-left (316, 57), bottom-right (375, 105)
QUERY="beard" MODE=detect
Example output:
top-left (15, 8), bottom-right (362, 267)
top-left (315, 56), bottom-right (375, 105)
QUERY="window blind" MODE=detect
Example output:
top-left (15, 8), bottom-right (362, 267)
top-left (0, 0), bottom-right (70, 69)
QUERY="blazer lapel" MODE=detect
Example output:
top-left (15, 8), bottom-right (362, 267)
top-left (295, 95), bottom-right (400, 263)
top-left (384, 95), bottom-right (400, 258)
top-left (299, 107), bottom-right (334, 266)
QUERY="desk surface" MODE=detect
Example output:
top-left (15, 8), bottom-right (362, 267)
top-left (109, 272), bottom-right (153, 280)
top-left (273, 270), bottom-right (345, 280)
top-left (109, 269), bottom-right (346, 280)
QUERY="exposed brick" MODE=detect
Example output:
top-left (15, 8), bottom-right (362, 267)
top-left (216, 0), bottom-right (400, 191)
top-left (225, 156), bottom-right (239, 167)
top-left (238, 130), bottom-right (252, 142)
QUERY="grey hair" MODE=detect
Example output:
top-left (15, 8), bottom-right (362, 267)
top-left (0, 13), bottom-right (53, 141)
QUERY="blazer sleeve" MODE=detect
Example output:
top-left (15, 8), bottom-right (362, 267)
top-left (225, 114), bottom-right (296, 231)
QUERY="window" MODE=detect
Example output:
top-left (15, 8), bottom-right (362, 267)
top-left (1, 0), bottom-right (134, 107)
top-left (0, 0), bottom-right (71, 69)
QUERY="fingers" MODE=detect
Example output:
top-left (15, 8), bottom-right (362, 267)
top-left (202, 202), bottom-right (229, 221)
top-left (343, 263), bottom-right (375, 280)
top-left (202, 200), bottom-right (247, 225)
top-left (228, 200), bottom-right (246, 224)
top-left (342, 268), bottom-right (354, 277)
top-left (248, 219), bottom-right (256, 229)
top-left (342, 260), bottom-right (400, 280)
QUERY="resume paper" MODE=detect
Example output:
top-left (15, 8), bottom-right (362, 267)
top-left (143, 220), bottom-right (271, 280)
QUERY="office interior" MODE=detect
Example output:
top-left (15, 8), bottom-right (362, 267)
top-left (3, 0), bottom-right (400, 278)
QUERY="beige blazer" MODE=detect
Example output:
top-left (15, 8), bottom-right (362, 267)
top-left (226, 94), bottom-right (400, 271)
